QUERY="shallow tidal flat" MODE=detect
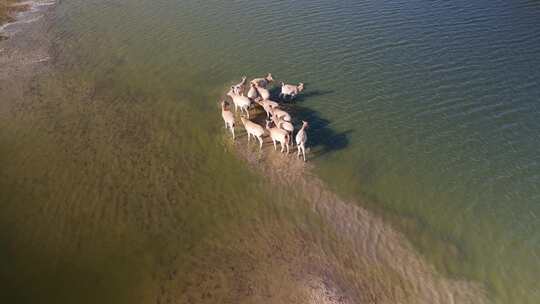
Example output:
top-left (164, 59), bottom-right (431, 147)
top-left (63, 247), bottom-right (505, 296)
top-left (0, 22), bottom-right (484, 303)
top-left (2, 0), bottom-right (540, 303)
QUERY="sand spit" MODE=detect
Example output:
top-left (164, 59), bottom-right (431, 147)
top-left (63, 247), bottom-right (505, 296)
top-left (229, 106), bottom-right (488, 304)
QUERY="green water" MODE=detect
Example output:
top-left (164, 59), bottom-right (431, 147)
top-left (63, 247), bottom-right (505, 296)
top-left (1, 0), bottom-right (540, 303)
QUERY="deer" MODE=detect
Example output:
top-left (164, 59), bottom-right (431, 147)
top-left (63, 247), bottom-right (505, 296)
top-left (232, 76), bottom-right (247, 95)
top-left (240, 116), bottom-right (265, 150)
top-left (221, 100), bottom-right (235, 140)
top-left (271, 114), bottom-right (294, 144)
top-left (269, 106), bottom-right (292, 122)
top-left (256, 84), bottom-right (271, 100)
top-left (266, 119), bottom-right (290, 154)
top-left (227, 87), bottom-right (252, 118)
top-left (296, 120), bottom-right (308, 161)
top-left (247, 83), bottom-right (259, 100)
top-left (280, 82), bottom-right (304, 101)
top-left (255, 99), bottom-right (280, 118)
top-left (255, 99), bottom-right (273, 118)
top-left (251, 73), bottom-right (274, 88)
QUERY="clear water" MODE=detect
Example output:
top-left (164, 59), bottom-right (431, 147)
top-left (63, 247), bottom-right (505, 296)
top-left (1, 0), bottom-right (539, 303)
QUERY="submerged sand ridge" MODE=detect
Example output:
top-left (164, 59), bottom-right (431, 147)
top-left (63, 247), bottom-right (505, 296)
top-left (223, 99), bottom-right (489, 303)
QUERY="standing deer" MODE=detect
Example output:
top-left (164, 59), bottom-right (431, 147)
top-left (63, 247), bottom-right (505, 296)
top-left (269, 106), bottom-right (292, 122)
top-left (280, 82), bottom-right (304, 101)
top-left (240, 116), bottom-right (265, 150)
top-left (227, 87), bottom-right (252, 118)
top-left (296, 120), bottom-right (308, 161)
top-left (271, 114), bottom-right (294, 144)
top-left (221, 100), bottom-right (236, 140)
top-left (232, 76), bottom-right (247, 95)
top-left (266, 119), bottom-right (290, 154)
top-left (251, 73), bottom-right (274, 88)
top-left (256, 84), bottom-right (270, 100)
top-left (255, 99), bottom-right (280, 118)
top-left (247, 83), bottom-right (259, 100)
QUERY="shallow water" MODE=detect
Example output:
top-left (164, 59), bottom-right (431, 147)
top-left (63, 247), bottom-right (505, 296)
top-left (1, 0), bottom-right (539, 303)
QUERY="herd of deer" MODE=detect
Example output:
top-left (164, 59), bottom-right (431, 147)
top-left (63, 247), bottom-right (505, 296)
top-left (220, 73), bottom-right (309, 161)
